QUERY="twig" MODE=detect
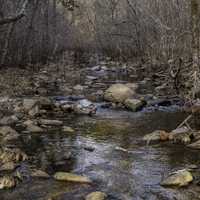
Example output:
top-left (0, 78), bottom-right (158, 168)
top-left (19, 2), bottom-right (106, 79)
top-left (177, 114), bottom-right (193, 129)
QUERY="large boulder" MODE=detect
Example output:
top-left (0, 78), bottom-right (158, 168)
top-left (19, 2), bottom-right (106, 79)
top-left (85, 192), bottom-right (107, 200)
top-left (53, 172), bottom-right (92, 183)
top-left (161, 169), bottom-right (193, 187)
top-left (104, 83), bottom-right (137, 103)
top-left (124, 98), bottom-right (145, 112)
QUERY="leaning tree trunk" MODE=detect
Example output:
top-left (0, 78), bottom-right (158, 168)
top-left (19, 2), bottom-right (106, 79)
top-left (191, 0), bottom-right (200, 98)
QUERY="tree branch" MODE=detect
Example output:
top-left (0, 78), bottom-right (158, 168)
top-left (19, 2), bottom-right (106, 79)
top-left (0, 0), bottom-right (29, 26)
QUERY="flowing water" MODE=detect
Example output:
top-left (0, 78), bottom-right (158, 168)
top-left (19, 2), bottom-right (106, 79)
top-left (1, 107), bottom-right (200, 200)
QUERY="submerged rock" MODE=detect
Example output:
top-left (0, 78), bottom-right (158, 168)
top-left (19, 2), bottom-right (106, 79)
top-left (85, 192), bottom-right (107, 200)
top-left (161, 169), bottom-right (193, 187)
top-left (0, 176), bottom-right (16, 189)
top-left (53, 172), bottom-right (92, 183)
top-left (104, 83), bottom-right (136, 103)
top-left (124, 98), bottom-right (145, 112)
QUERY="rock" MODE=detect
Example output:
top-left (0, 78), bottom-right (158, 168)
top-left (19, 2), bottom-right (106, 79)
top-left (143, 130), bottom-right (169, 144)
top-left (39, 119), bottom-right (63, 126)
top-left (23, 99), bottom-right (38, 111)
top-left (85, 192), bottom-right (107, 200)
top-left (0, 148), bottom-right (28, 164)
top-left (0, 162), bottom-right (17, 171)
top-left (0, 176), bottom-right (16, 189)
top-left (62, 126), bottom-right (75, 133)
top-left (188, 140), bottom-right (200, 149)
top-left (124, 98), bottom-right (145, 112)
top-left (28, 105), bottom-right (40, 117)
top-left (0, 115), bottom-right (18, 126)
top-left (0, 126), bottom-right (19, 137)
top-left (73, 99), bottom-right (96, 115)
top-left (39, 97), bottom-right (53, 110)
top-left (169, 127), bottom-right (193, 144)
top-left (26, 124), bottom-right (43, 133)
top-left (53, 172), bottom-right (92, 183)
top-left (161, 169), bottom-right (193, 187)
top-left (83, 146), bottom-right (95, 152)
top-left (104, 83), bottom-right (136, 103)
top-left (31, 169), bottom-right (50, 178)
top-left (23, 120), bottom-right (35, 126)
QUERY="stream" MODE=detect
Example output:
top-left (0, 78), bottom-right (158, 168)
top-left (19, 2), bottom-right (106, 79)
top-left (1, 106), bottom-right (200, 200)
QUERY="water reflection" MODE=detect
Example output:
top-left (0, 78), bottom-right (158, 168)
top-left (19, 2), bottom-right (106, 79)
top-left (2, 109), bottom-right (200, 200)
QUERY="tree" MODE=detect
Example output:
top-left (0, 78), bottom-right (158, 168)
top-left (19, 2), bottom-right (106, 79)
top-left (191, 0), bottom-right (200, 98)
top-left (0, 0), bottom-right (29, 26)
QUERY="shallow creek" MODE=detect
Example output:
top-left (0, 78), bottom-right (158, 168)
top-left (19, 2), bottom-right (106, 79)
top-left (1, 107), bottom-right (200, 200)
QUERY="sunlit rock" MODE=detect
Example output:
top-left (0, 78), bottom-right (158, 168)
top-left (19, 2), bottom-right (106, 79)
top-left (0, 148), bottom-right (28, 164)
top-left (104, 83), bottom-right (136, 103)
top-left (53, 172), bottom-right (92, 183)
top-left (62, 126), bottom-right (75, 133)
top-left (0, 176), bottom-right (16, 189)
top-left (161, 169), bottom-right (193, 187)
top-left (85, 192), bottom-right (107, 200)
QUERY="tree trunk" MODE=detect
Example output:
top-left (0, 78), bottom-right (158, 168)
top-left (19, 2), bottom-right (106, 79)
top-left (191, 0), bottom-right (200, 98)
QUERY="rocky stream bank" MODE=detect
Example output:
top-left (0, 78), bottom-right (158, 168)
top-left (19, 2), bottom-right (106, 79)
top-left (0, 60), bottom-right (200, 199)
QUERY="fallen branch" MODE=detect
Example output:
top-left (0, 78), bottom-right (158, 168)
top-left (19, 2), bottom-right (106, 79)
top-left (177, 114), bottom-right (193, 129)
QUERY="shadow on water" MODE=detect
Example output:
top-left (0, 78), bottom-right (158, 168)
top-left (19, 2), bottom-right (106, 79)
top-left (1, 108), bottom-right (200, 200)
